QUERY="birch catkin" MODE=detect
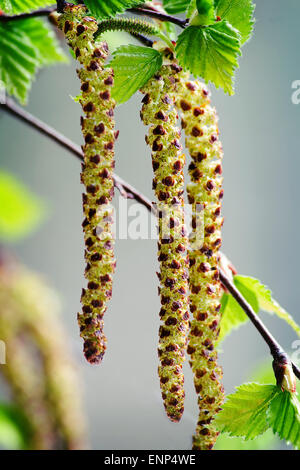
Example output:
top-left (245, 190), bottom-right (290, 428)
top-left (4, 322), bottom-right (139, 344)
top-left (13, 269), bottom-right (88, 450)
top-left (58, 4), bottom-right (116, 364)
top-left (0, 256), bottom-right (88, 450)
top-left (140, 47), bottom-right (189, 422)
top-left (177, 77), bottom-right (224, 449)
top-left (0, 264), bottom-right (56, 449)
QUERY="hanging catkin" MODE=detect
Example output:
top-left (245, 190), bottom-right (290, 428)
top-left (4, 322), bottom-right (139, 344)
top-left (0, 261), bottom-right (56, 449)
top-left (58, 4), bottom-right (116, 364)
top-left (0, 254), bottom-right (88, 449)
top-left (140, 46), bottom-right (189, 422)
top-left (177, 76), bottom-right (224, 449)
top-left (13, 268), bottom-right (88, 450)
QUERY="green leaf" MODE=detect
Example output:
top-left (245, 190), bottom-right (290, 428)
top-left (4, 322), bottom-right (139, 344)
top-left (109, 45), bottom-right (163, 104)
top-left (219, 275), bottom-right (300, 343)
top-left (215, 428), bottom-right (276, 450)
top-left (162, 22), bottom-right (177, 41)
top-left (18, 18), bottom-right (68, 66)
top-left (0, 22), bottom-right (39, 103)
top-left (0, 170), bottom-right (46, 242)
top-left (235, 276), bottom-right (300, 338)
top-left (0, 0), bottom-right (53, 15)
top-left (216, 383), bottom-right (280, 440)
top-left (82, 0), bottom-right (144, 20)
top-left (192, 0), bottom-right (215, 26)
top-left (0, 18), bottom-right (67, 103)
top-left (175, 20), bottom-right (241, 95)
top-left (214, 0), bottom-right (255, 44)
top-left (0, 404), bottom-right (28, 449)
top-left (268, 391), bottom-right (300, 449)
top-left (219, 276), bottom-right (259, 342)
top-left (163, 0), bottom-right (191, 14)
top-left (186, 0), bottom-right (197, 18)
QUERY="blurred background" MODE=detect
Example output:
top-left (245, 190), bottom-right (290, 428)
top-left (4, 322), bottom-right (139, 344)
top-left (0, 0), bottom-right (299, 450)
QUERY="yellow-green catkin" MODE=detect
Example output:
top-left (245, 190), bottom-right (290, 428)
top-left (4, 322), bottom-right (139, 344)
top-left (58, 4), bottom-right (117, 364)
top-left (0, 257), bottom-right (88, 449)
top-left (140, 47), bottom-right (189, 422)
top-left (177, 77), bottom-right (224, 449)
top-left (0, 263), bottom-right (56, 449)
top-left (13, 269), bottom-right (88, 450)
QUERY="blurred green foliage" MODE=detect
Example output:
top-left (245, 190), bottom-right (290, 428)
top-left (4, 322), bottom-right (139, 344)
top-left (0, 170), bottom-right (46, 242)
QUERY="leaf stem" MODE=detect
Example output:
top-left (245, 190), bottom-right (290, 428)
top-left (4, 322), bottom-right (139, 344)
top-left (2, 96), bottom-right (299, 383)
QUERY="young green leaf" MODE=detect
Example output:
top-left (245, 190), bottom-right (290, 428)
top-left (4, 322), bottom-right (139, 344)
top-left (0, 0), bottom-right (53, 15)
top-left (162, 0), bottom-right (191, 14)
top-left (109, 45), bottom-right (163, 104)
top-left (216, 383), bottom-right (280, 440)
top-left (162, 21), bottom-right (177, 41)
top-left (219, 277), bottom-right (259, 342)
top-left (235, 276), bottom-right (300, 337)
top-left (215, 428), bottom-right (277, 450)
top-left (268, 391), bottom-right (300, 449)
top-left (83, 0), bottom-right (144, 20)
top-left (214, 0), bottom-right (255, 44)
top-left (192, 0), bottom-right (215, 26)
top-left (186, 0), bottom-right (197, 18)
top-left (0, 170), bottom-right (46, 241)
top-left (0, 18), bottom-right (67, 103)
top-left (18, 18), bottom-right (68, 66)
top-left (219, 275), bottom-right (300, 343)
top-left (0, 23), bottom-right (39, 103)
top-left (175, 21), bottom-right (241, 94)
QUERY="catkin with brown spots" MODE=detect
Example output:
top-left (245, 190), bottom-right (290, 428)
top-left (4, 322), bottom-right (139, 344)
top-left (58, 4), bottom-right (116, 364)
top-left (177, 76), bottom-right (224, 449)
top-left (140, 47), bottom-right (189, 422)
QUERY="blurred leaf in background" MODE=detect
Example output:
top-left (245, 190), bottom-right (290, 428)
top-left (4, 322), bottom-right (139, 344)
top-left (0, 403), bottom-right (29, 449)
top-left (0, 170), bottom-right (47, 242)
top-left (0, 0), bottom-right (53, 15)
top-left (0, 16), bottom-right (68, 103)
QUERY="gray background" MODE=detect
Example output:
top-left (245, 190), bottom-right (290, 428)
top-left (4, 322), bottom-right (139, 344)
top-left (0, 0), bottom-right (299, 449)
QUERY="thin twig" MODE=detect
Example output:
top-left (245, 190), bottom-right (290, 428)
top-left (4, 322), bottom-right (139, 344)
top-left (130, 32), bottom-right (154, 48)
top-left (0, 4), bottom-right (187, 29)
top-left (0, 7), bottom-right (54, 22)
top-left (1, 97), bottom-right (299, 382)
top-left (128, 7), bottom-right (187, 28)
top-left (1, 97), bottom-right (153, 208)
top-left (220, 270), bottom-right (300, 381)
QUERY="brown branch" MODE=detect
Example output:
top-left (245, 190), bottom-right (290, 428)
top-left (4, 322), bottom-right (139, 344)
top-left (1, 96), bottom-right (299, 382)
top-left (0, 4), bottom-right (187, 29)
top-left (1, 97), bottom-right (153, 208)
top-left (0, 7), bottom-right (55, 22)
top-left (128, 7), bottom-right (187, 28)
top-left (220, 270), bottom-right (300, 381)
